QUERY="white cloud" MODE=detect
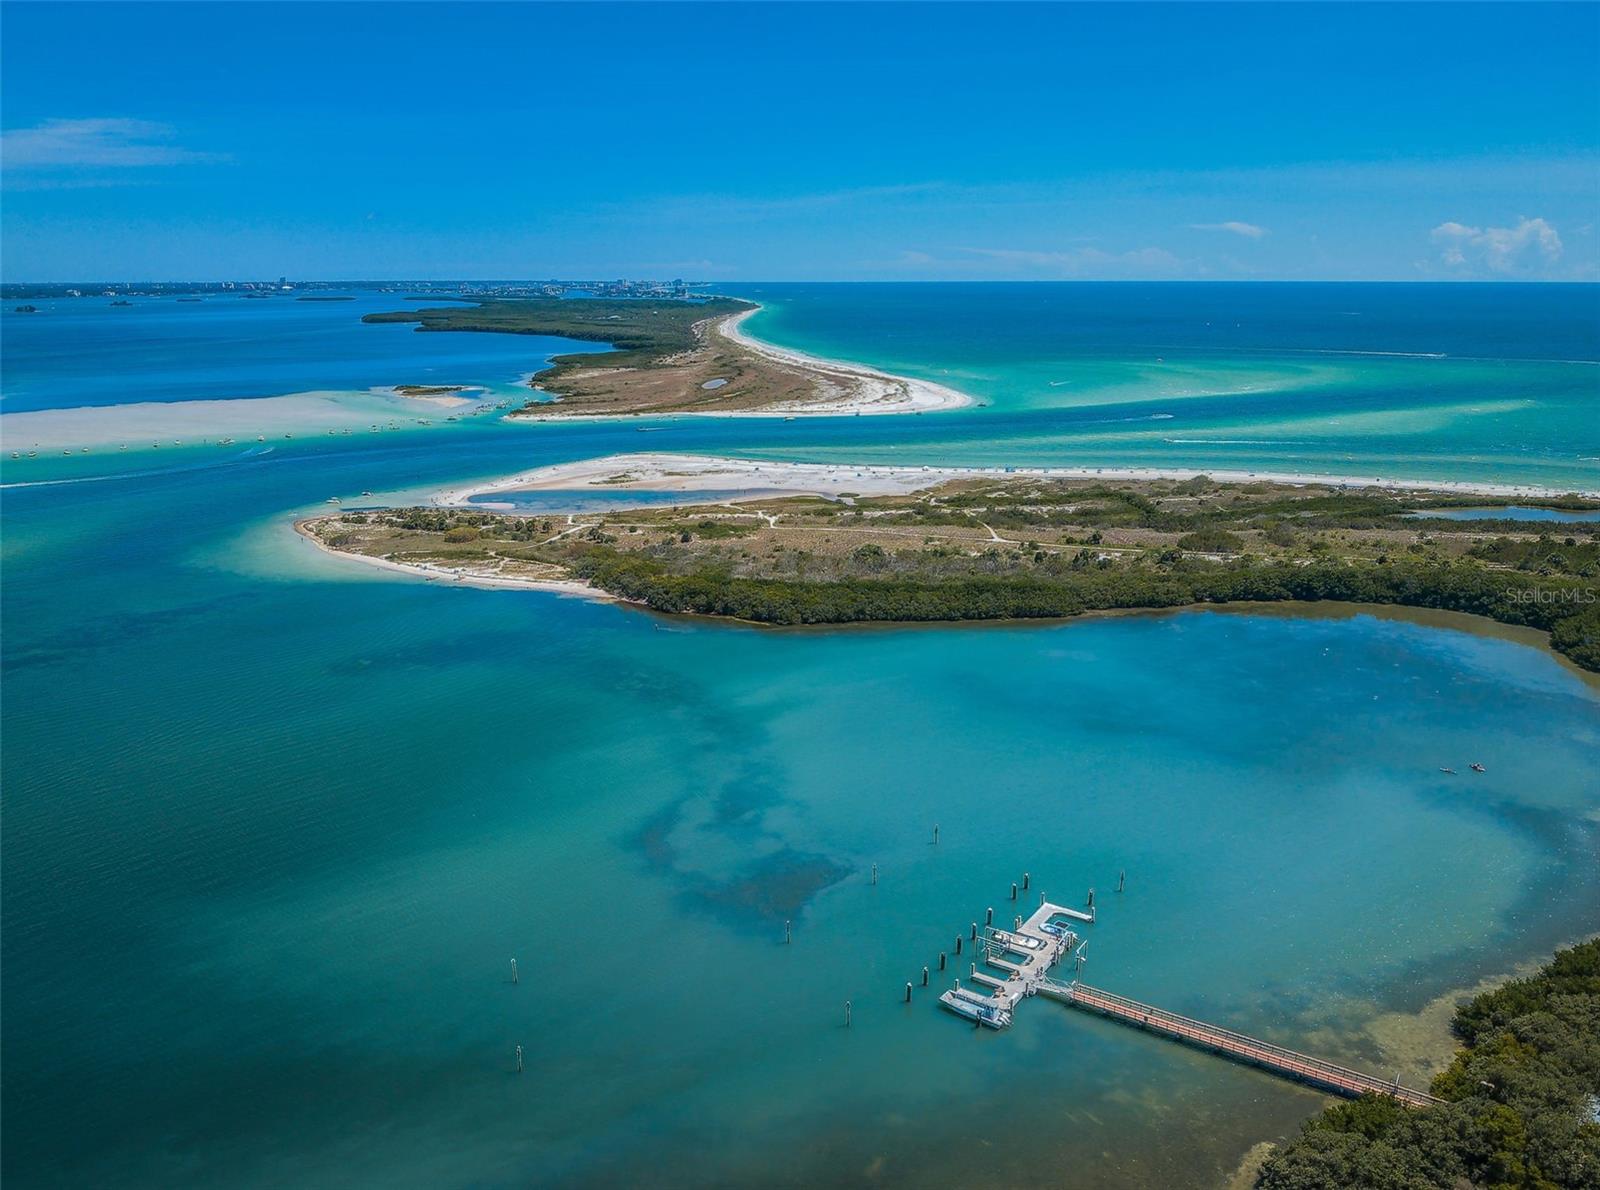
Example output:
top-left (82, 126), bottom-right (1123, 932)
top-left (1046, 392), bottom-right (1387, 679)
top-left (1, 118), bottom-right (223, 169)
top-left (1430, 217), bottom-right (1563, 274)
top-left (1190, 221), bottom-right (1268, 239)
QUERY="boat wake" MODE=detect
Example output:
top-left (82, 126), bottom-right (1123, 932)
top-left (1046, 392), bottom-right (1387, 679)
top-left (0, 447), bottom-right (273, 489)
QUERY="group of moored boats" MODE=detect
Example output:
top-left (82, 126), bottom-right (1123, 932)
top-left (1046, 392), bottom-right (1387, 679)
top-left (936, 902), bottom-right (1082, 1030)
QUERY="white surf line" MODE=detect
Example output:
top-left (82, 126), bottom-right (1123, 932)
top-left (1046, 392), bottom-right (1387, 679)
top-left (709, 306), bottom-right (977, 416)
top-left (509, 307), bottom-right (976, 422)
top-left (431, 452), bottom-right (1600, 509)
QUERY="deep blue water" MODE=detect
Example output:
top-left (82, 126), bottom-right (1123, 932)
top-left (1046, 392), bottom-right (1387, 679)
top-left (1, 292), bottom-right (566, 411)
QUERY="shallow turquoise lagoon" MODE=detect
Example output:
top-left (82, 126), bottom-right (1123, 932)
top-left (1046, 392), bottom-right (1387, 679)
top-left (731, 282), bottom-right (1600, 491)
top-left (3, 287), bottom-right (1598, 1187)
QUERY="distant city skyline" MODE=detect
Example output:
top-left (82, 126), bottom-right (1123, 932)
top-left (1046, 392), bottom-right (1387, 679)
top-left (2, 2), bottom-right (1596, 282)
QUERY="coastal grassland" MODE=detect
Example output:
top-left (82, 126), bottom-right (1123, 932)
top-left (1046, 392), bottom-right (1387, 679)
top-left (1256, 939), bottom-right (1600, 1190)
top-left (361, 297), bottom-right (818, 416)
top-left (302, 477), bottom-right (1600, 671)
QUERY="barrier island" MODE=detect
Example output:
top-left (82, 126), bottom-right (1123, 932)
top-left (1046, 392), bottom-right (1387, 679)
top-left (301, 471), bottom-right (1600, 672)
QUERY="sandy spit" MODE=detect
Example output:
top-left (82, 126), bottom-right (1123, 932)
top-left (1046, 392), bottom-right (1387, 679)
top-left (432, 451), bottom-right (1599, 509)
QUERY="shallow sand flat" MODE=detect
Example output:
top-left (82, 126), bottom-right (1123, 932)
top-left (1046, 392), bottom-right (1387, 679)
top-left (433, 451), bottom-right (1600, 508)
top-left (1, 389), bottom-right (439, 452)
top-left (381, 385), bottom-right (481, 409)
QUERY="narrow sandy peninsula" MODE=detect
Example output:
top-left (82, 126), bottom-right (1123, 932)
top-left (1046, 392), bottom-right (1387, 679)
top-left (507, 308), bottom-right (973, 419)
top-left (365, 296), bottom-right (975, 419)
top-left (433, 451), bottom-right (1600, 508)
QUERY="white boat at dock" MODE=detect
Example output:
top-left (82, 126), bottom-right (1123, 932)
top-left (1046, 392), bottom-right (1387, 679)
top-left (939, 985), bottom-right (1012, 1029)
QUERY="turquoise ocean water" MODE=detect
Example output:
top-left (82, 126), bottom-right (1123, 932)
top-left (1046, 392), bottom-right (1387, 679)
top-left (733, 282), bottom-right (1600, 491)
top-left (2, 286), bottom-right (1598, 1188)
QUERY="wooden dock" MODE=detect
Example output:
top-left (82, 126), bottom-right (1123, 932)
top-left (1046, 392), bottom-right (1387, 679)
top-left (1041, 981), bottom-right (1443, 1108)
top-left (930, 878), bottom-right (1440, 1110)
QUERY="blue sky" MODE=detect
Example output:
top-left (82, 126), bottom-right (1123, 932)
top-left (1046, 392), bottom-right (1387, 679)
top-left (2, 2), bottom-right (1596, 281)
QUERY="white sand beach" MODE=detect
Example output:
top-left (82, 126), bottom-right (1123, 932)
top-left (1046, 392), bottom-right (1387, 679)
top-left (709, 307), bottom-right (975, 416)
top-left (292, 516), bottom-right (614, 601)
top-left (504, 306), bottom-right (976, 421)
top-left (433, 451), bottom-right (1600, 509)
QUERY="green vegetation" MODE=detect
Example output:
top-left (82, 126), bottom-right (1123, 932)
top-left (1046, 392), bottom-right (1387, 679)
top-left (565, 551), bottom-right (1598, 669)
top-left (1257, 939), bottom-right (1600, 1190)
top-left (1469, 536), bottom-right (1599, 578)
top-left (363, 296), bottom-right (755, 388)
top-left (306, 477), bottom-right (1600, 672)
top-left (1175, 527), bottom-right (1246, 553)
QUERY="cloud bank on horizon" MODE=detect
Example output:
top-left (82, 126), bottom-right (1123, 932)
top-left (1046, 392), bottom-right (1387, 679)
top-left (1, 4), bottom-right (1594, 282)
top-left (1430, 217), bottom-right (1566, 276)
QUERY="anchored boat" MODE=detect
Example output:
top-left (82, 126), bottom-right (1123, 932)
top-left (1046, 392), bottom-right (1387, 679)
top-left (939, 985), bottom-right (1012, 1029)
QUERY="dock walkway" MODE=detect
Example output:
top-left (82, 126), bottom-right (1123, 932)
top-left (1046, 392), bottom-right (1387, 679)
top-left (1042, 981), bottom-right (1443, 1108)
top-left (930, 881), bottom-right (1440, 1109)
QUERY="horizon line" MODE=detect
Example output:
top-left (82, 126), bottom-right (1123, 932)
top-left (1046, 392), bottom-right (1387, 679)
top-left (4, 277), bottom-right (1598, 288)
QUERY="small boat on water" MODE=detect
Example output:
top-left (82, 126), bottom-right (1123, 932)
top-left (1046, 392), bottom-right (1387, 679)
top-left (1440, 767), bottom-right (1457, 775)
top-left (939, 986), bottom-right (1012, 1029)
top-left (1470, 763), bottom-right (1486, 773)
